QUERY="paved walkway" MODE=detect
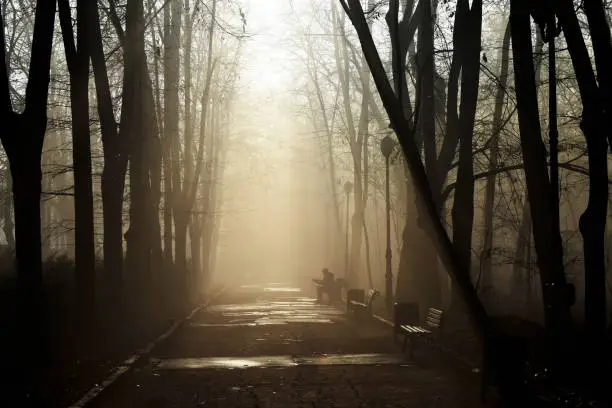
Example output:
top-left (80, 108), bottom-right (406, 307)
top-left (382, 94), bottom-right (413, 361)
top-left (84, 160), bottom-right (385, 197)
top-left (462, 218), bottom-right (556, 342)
top-left (84, 283), bottom-right (481, 407)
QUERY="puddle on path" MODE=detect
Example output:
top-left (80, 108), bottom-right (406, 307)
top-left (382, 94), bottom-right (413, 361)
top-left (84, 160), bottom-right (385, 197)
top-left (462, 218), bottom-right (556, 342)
top-left (209, 303), bottom-right (315, 313)
top-left (294, 353), bottom-right (406, 365)
top-left (189, 316), bottom-right (334, 327)
top-left (155, 356), bottom-right (297, 369)
top-left (263, 287), bottom-right (301, 292)
top-left (154, 353), bottom-right (410, 370)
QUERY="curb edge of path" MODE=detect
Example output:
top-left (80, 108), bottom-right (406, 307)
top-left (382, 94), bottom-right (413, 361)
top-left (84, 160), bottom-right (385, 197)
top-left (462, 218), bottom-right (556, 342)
top-left (67, 285), bottom-right (228, 408)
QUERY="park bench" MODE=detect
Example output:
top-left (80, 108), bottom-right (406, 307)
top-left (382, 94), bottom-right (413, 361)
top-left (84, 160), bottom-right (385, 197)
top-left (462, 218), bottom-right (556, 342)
top-left (313, 277), bottom-right (346, 304)
top-left (346, 288), bottom-right (379, 320)
top-left (397, 306), bottom-right (444, 359)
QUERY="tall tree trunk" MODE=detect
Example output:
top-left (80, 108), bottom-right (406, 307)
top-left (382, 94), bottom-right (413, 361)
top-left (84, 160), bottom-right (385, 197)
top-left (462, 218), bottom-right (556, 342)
top-left (557, 0), bottom-right (609, 375)
top-left (510, 0), bottom-right (573, 365)
top-left (481, 21), bottom-right (511, 299)
top-left (418, 0), bottom-right (443, 309)
top-left (511, 201), bottom-right (531, 304)
top-left (145, 67), bottom-right (163, 276)
top-left (183, 0), bottom-right (196, 281)
top-left (90, 1), bottom-right (127, 285)
top-left (306, 42), bottom-right (343, 265)
top-left (2, 167), bottom-right (14, 250)
top-left (168, 0), bottom-right (184, 273)
top-left (190, 222), bottom-right (201, 287)
top-left (509, 33), bottom-right (544, 305)
top-left (340, 0), bottom-right (489, 343)
top-left (183, 0), bottom-right (216, 289)
top-left (59, 0), bottom-right (96, 316)
top-left (202, 101), bottom-right (228, 288)
top-left (333, 2), bottom-right (367, 286)
top-left (451, 0), bottom-right (482, 301)
top-left (0, 0), bottom-right (55, 297)
top-left (161, 1), bottom-right (174, 267)
top-left (0, 1), bottom-right (56, 400)
top-left (583, 0), bottom-right (612, 150)
top-left (124, 0), bottom-right (152, 280)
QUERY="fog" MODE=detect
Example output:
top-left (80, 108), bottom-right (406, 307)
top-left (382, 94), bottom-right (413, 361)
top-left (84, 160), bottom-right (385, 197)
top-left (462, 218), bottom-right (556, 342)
top-left (214, 0), bottom-right (342, 287)
top-left (2, 0), bottom-right (612, 406)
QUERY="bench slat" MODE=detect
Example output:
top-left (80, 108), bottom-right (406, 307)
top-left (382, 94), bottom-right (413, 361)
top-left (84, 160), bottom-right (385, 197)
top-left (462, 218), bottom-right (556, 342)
top-left (400, 325), bottom-right (431, 334)
top-left (398, 307), bottom-right (443, 358)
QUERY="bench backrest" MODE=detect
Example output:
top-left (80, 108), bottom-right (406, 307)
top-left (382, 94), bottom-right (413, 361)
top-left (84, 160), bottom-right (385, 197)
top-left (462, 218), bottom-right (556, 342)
top-left (425, 308), bottom-right (444, 333)
top-left (365, 289), bottom-right (380, 310)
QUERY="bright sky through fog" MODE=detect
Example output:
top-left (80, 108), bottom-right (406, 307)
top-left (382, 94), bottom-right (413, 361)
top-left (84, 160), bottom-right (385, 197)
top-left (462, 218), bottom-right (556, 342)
top-left (217, 1), bottom-right (330, 280)
top-left (239, 1), bottom-right (303, 95)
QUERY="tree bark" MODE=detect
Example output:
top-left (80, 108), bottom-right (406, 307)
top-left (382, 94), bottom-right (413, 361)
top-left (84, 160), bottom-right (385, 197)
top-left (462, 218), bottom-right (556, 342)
top-left (339, 0), bottom-right (489, 343)
top-left (0, 0), bottom-right (56, 399)
top-left (0, 0), bottom-right (55, 292)
top-left (451, 0), bottom-right (482, 297)
top-left (90, 0), bottom-right (127, 284)
top-left (510, 0), bottom-right (573, 362)
top-left (123, 0), bottom-right (152, 279)
top-left (557, 0), bottom-right (609, 373)
top-left (59, 0), bottom-right (96, 314)
top-left (481, 21), bottom-right (511, 298)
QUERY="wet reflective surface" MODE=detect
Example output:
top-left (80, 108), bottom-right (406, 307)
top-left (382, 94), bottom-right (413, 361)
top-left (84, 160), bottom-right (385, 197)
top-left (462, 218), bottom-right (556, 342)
top-left (84, 283), bottom-right (481, 407)
top-left (154, 353), bottom-right (409, 370)
top-left (154, 356), bottom-right (297, 369)
top-left (198, 289), bottom-right (344, 327)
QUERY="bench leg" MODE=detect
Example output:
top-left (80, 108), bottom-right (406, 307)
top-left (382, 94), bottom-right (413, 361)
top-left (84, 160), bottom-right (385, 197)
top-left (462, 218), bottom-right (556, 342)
top-left (402, 336), bottom-right (408, 352)
top-left (409, 340), bottom-right (415, 360)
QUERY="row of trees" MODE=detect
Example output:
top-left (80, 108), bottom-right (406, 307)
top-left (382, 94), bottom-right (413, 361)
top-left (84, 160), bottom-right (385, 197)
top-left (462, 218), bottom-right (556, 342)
top-left (294, 0), bottom-right (611, 396)
top-left (0, 0), bottom-right (244, 311)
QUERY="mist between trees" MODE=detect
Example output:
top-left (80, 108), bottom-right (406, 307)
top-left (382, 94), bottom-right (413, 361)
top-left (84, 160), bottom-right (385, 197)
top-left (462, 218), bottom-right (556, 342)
top-left (0, 0), bottom-right (611, 404)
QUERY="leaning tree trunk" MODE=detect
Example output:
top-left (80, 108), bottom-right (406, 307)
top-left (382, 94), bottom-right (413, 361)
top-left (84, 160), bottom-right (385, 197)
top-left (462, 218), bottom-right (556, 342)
top-left (340, 0), bottom-right (489, 341)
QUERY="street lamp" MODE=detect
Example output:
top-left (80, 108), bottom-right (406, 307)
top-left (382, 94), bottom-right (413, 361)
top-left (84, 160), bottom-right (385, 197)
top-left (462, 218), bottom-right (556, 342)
top-left (344, 181), bottom-right (353, 282)
top-left (380, 135), bottom-right (397, 315)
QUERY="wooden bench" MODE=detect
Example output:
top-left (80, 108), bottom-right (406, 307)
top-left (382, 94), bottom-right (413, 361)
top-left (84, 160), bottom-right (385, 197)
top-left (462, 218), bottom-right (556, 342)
top-left (346, 288), bottom-right (380, 320)
top-left (398, 307), bottom-right (444, 359)
top-left (313, 278), bottom-right (346, 304)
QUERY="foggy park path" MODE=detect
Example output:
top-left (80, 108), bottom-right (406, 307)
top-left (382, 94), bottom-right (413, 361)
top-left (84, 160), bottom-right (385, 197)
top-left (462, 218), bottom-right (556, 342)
top-left (84, 283), bottom-right (480, 407)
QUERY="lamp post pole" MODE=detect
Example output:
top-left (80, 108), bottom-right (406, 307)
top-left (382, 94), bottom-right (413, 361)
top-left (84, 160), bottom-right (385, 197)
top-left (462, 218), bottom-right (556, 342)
top-left (380, 136), bottom-right (397, 316)
top-left (344, 181), bottom-right (353, 283)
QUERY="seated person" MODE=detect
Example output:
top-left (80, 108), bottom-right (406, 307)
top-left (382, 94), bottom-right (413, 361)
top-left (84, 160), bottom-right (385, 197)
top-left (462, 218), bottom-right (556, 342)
top-left (314, 268), bottom-right (336, 303)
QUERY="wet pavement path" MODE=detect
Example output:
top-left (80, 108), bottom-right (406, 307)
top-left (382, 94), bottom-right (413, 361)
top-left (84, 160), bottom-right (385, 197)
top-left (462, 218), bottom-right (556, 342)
top-left (84, 283), bottom-right (481, 407)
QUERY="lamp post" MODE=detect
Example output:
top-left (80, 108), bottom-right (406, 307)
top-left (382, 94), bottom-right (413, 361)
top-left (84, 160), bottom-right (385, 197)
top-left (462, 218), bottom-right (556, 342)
top-left (380, 135), bottom-right (397, 315)
top-left (344, 181), bottom-right (353, 282)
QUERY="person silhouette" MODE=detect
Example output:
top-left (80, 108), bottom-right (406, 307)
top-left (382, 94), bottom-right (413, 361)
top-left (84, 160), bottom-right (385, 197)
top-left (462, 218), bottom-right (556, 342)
top-left (315, 268), bottom-right (336, 303)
